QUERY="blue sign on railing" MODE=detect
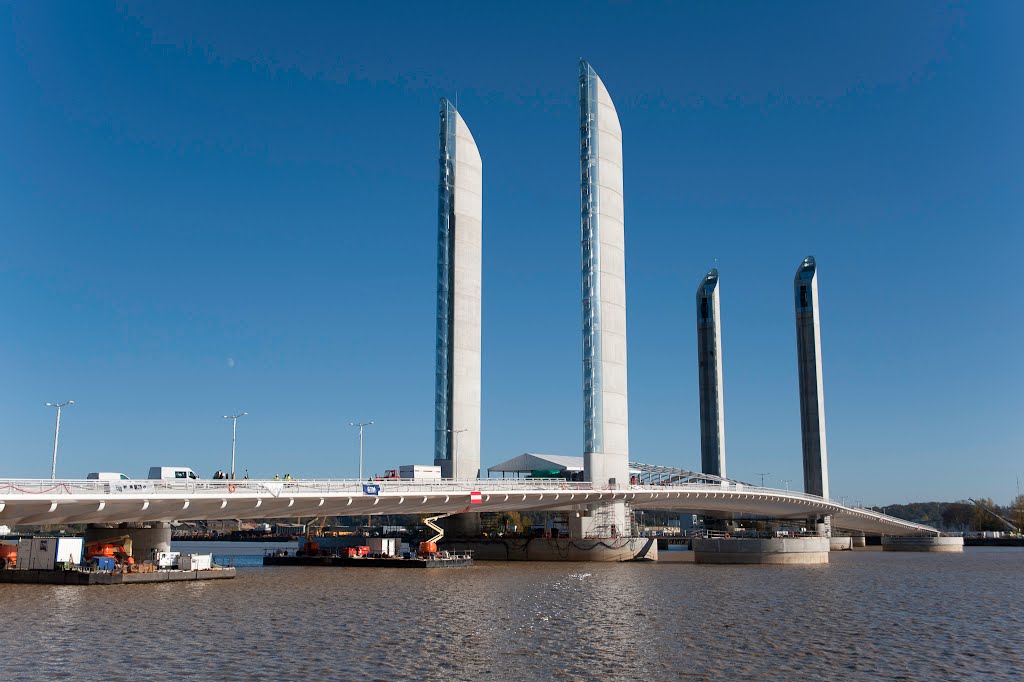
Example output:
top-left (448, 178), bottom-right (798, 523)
top-left (362, 484), bottom-right (380, 496)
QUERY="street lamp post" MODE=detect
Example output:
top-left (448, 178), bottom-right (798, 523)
top-left (349, 421), bottom-right (374, 480)
top-left (223, 412), bottom-right (248, 479)
top-left (46, 400), bottom-right (75, 480)
top-left (782, 479), bottom-right (792, 492)
top-left (756, 472), bottom-right (769, 488)
top-left (445, 428), bottom-right (468, 480)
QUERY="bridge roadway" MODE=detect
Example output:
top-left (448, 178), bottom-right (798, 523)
top-left (0, 478), bottom-right (938, 536)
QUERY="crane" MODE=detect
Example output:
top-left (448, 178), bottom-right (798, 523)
top-left (969, 498), bottom-right (1020, 534)
top-left (419, 512), bottom-right (455, 556)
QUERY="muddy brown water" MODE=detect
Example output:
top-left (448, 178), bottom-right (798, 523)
top-left (2, 545), bottom-right (1020, 680)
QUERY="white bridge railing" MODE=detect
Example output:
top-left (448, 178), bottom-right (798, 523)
top-left (0, 477), bottom-right (597, 497)
top-left (0, 478), bottom-right (938, 534)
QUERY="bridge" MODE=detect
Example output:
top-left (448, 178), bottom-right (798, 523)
top-left (0, 477), bottom-right (938, 536)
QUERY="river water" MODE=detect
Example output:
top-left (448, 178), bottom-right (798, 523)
top-left (2, 545), bottom-right (1020, 681)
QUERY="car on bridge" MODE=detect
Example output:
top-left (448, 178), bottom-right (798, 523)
top-left (148, 467), bottom-right (200, 480)
top-left (86, 472), bottom-right (131, 481)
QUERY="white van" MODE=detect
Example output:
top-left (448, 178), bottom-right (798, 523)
top-left (148, 466), bottom-right (200, 481)
top-left (86, 472), bottom-right (131, 481)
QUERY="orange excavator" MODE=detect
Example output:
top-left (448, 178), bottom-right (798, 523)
top-left (0, 541), bottom-right (17, 569)
top-left (84, 535), bottom-right (135, 568)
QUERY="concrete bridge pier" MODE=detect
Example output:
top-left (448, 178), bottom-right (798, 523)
top-left (83, 523), bottom-right (172, 564)
top-left (852, 534), bottom-right (867, 548)
top-left (692, 537), bottom-right (830, 564)
top-left (437, 513), bottom-right (482, 540)
top-left (445, 501), bottom-right (655, 561)
top-left (568, 501), bottom-right (627, 540)
top-left (882, 536), bottom-right (964, 552)
top-left (829, 536), bottom-right (853, 551)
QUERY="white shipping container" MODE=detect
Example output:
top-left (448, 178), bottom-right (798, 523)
top-left (56, 538), bottom-right (83, 565)
top-left (17, 538), bottom-right (52, 570)
top-left (16, 537), bottom-right (83, 570)
top-left (367, 538), bottom-right (399, 557)
top-left (399, 465), bottom-right (442, 480)
top-left (177, 554), bottom-right (212, 570)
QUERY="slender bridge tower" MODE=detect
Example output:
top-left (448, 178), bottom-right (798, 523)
top-left (794, 256), bottom-right (831, 533)
top-left (434, 99), bottom-right (483, 486)
top-left (696, 269), bottom-right (726, 479)
top-left (576, 60), bottom-right (630, 538)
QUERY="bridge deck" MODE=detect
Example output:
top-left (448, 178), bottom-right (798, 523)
top-left (0, 479), bottom-right (938, 536)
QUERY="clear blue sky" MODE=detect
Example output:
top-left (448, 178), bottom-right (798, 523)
top-left (1, 2), bottom-right (1020, 505)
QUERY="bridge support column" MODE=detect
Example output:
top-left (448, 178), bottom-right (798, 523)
top-left (810, 515), bottom-right (832, 537)
top-left (568, 501), bottom-right (627, 540)
top-left (84, 523), bottom-right (172, 564)
top-left (881, 536), bottom-right (963, 552)
top-left (693, 537), bottom-right (829, 565)
top-left (852, 534), bottom-right (867, 548)
top-left (829, 536), bottom-right (853, 551)
top-left (437, 513), bottom-right (481, 539)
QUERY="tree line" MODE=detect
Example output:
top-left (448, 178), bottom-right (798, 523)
top-left (870, 496), bottom-right (1024, 532)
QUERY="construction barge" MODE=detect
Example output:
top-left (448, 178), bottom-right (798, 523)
top-left (264, 530), bottom-right (473, 569)
top-left (263, 552), bottom-right (472, 569)
top-left (0, 536), bottom-right (235, 585)
top-left (1, 565), bottom-right (236, 585)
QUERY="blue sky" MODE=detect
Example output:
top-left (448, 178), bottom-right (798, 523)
top-left (1, 2), bottom-right (1020, 505)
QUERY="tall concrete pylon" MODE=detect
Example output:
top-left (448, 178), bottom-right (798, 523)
top-left (696, 269), bottom-right (726, 478)
top-left (794, 256), bottom-right (829, 500)
top-left (434, 99), bottom-right (482, 483)
top-left (579, 59), bottom-right (629, 489)
top-left (576, 60), bottom-right (630, 539)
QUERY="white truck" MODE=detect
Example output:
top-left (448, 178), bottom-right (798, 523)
top-left (86, 472), bottom-right (131, 481)
top-left (148, 466), bottom-right (200, 480)
top-left (399, 465), bottom-right (442, 480)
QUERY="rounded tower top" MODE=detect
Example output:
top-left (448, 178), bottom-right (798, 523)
top-left (697, 268), bottom-right (719, 298)
top-left (795, 256), bottom-right (817, 284)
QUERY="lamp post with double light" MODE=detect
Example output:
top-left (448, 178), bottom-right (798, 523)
top-left (46, 400), bottom-right (74, 480)
top-left (349, 421), bottom-right (374, 480)
top-left (445, 427), bottom-right (468, 480)
top-left (223, 412), bottom-right (247, 480)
